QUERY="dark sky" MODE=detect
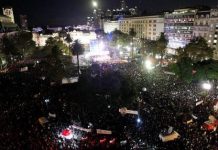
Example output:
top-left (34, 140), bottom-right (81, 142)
top-left (0, 0), bottom-right (217, 26)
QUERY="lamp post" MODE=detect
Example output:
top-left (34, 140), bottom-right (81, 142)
top-left (202, 82), bottom-right (212, 91)
top-left (92, 1), bottom-right (98, 8)
top-left (202, 82), bottom-right (212, 100)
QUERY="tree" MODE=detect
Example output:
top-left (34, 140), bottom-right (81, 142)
top-left (15, 31), bottom-right (36, 58)
top-left (155, 33), bottom-right (168, 65)
top-left (169, 57), bottom-right (193, 82)
top-left (59, 30), bottom-right (67, 39)
top-left (0, 53), bottom-right (6, 68)
top-left (41, 37), bottom-right (68, 58)
top-left (107, 29), bottom-right (130, 47)
top-left (71, 40), bottom-right (84, 76)
top-left (184, 37), bottom-right (214, 62)
top-left (65, 34), bottom-right (73, 55)
top-left (129, 28), bottom-right (136, 59)
top-left (1, 35), bottom-right (20, 64)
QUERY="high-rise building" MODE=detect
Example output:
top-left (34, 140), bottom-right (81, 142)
top-left (2, 7), bottom-right (15, 23)
top-left (20, 15), bottom-right (28, 30)
top-left (193, 10), bottom-right (210, 39)
top-left (103, 20), bottom-right (120, 33)
top-left (164, 8), bottom-right (197, 50)
top-left (119, 15), bottom-right (164, 40)
top-left (0, 7), bottom-right (18, 32)
top-left (208, 8), bottom-right (218, 59)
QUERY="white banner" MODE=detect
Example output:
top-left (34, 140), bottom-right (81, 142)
top-left (196, 100), bottom-right (203, 106)
top-left (96, 129), bottom-right (112, 135)
top-left (70, 125), bottom-right (91, 133)
top-left (119, 107), bottom-right (138, 115)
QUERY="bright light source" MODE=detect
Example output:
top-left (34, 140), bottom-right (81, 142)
top-left (202, 82), bottom-right (212, 90)
top-left (137, 118), bottom-right (141, 123)
top-left (92, 1), bottom-right (98, 7)
top-left (61, 129), bottom-right (73, 140)
top-left (120, 51), bottom-right (123, 55)
top-left (144, 60), bottom-right (154, 70)
top-left (45, 99), bottom-right (50, 103)
top-left (142, 87), bottom-right (147, 92)
top-left (117, 45), bottom-right (121, 49)
top-left (99, 41), bottom-right (105, 51)
top-left (126, 46), bottom-right (131, 51)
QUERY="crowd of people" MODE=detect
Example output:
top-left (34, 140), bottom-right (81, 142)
top-left (0, 61), bottom-right (218, 149)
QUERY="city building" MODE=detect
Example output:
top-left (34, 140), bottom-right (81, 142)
top-left (208, 8), bottom-right (218, 59)
top-left (103, 20), bottom-right (119, 33)
top-left (119, 15), bottom-right (164, 40)
top-left (2, 7), bottom-right (15, 23)
top-left (90, 0), bottom-right (139, 30)
top-left (193, 10), bottom-right (210, 39)
top-left (20, 15), bottom-right (28, 30)
top-left (164, 8), bottom-right (197, 51)
top-left (32, 30), bottom-right (97, 48)
top-left (0, 7), bottom-right (18, 32)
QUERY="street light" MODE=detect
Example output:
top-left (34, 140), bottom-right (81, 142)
top-left (144, 59), bottom-right (154, 70)
top-left (142, 87), bottom-right (147, 92)
top-left (92, 1), bottom-right (98, 8)
top-left (137, 117), bottom-right (141, 123)
top-left (202, 82), bottom-right (212, 91)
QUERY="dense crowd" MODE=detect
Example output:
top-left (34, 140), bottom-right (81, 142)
top-left (0, 62), bottom-right (218, 149)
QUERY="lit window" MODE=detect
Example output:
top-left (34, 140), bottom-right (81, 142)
top-left (215, 35), bottom-right (218, 38)
top-left (208, 40), bottom-right (211, 43)
top-left (214, 40), bottom-right (217, 43)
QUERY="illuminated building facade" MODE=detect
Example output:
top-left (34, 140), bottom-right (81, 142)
top-left (32, 30), bottom-right (97, 47)
top-left (164, 8), bottom-right (197, 49)
top-left (208, 8), bottom-right (218, 59)
top-left (193, 10), bottom-right (210, 39)
top-left (103, 21), bottom-right (120, 33)
top-left (2, 7), bottom-right (15, 23)
top-left (0, 7), bottom-right (18, 32)
top-left (119, 15), bottom-right (164, 40)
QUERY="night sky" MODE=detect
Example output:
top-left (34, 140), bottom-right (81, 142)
top-left (0, 0), bottom-right (216, 26)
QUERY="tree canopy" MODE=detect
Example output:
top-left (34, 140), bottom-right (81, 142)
top-left (184, 37), bottom-right (214, 62)
top-left (155, 33), bottom-right (168, 58)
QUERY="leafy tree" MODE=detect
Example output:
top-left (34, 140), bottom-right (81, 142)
top-left (0, 53), bottom-right (6, 68)
top-left (41, 37), bottom-right (68, 58)
top-left (1, 35), bottom-right (20, 64)
top-left (71, 40), bottom-right (84, 75)
top-left (64, 34), bottom-right (73, 55)
top-left (193, 60), bottom-right (218, 80)
top-left (155, 33), bottom-right (168, 64)
top-left (65, 34), bottom-right (72, 44)
top-left (51, 45), bottom-right (62, 60)
top-left (129, 28), bottom-right (136, 59)
top-left (141, 39), bottom-right (158, 57)
top-left (59, 30), bottom-right (67, 39)
top-left (107, 29), bottom-right (130, 47)
top-left (184, 37), bottom-right (214, 62)
top-left (170, 57), bottom-right (193, 82)
top-left (15, 31), bottom-right (36, 58)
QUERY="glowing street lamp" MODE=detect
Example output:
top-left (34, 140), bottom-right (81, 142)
top-left (142, 87), bottom-right (147, 92)
top-left (144, 60), bottom-right (154, 70)
top-left (202, 82), bottom-right (212, 90)
top-left (137, 117), bottom-right (141, 123)
top-left (92, 1), bottom-right (98, 8)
